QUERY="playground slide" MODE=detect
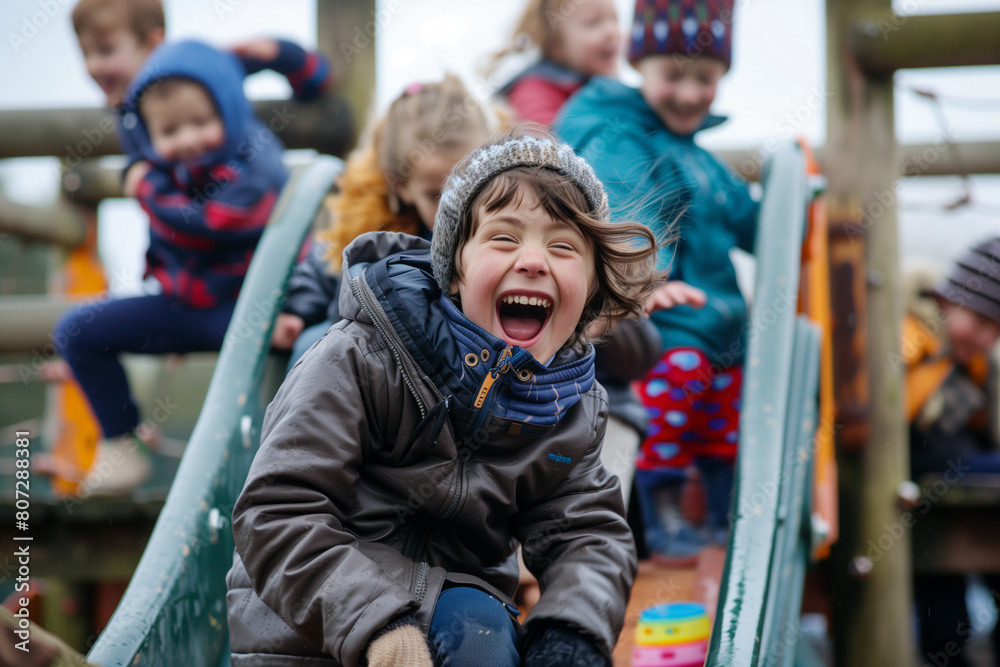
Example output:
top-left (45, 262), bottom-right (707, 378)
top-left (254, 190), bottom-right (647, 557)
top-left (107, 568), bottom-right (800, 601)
top-left (86, 144), bottom-right (824, 666)
top-left (86, 155), bottom-right (343, 667)
top-left (705, 142), bottom-right (824, 666)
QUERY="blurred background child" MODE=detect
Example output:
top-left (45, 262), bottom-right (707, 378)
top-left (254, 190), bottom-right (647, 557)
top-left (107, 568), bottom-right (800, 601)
top-left (905, 238), bottom-right (1000, 666)
top-left (488, 0), bottom-right (621, 125)
top-left (71, 0), bottom-right (330, 189)
top-left (556, 0), bottom-right (758, 568)
top-left (271, 75), bottom-right (497, 365)
top-left (53, 41), bottom-right (289, 495)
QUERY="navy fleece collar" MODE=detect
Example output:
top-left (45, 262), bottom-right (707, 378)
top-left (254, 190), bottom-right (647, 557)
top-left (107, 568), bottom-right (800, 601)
top-left (439, 296), bottom-right (595, 426)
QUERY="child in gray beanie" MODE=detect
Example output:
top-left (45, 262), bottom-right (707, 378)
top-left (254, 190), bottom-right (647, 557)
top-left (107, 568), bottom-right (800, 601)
top-left (230, 130), bottom-right (675, 667)
top-left (907, 236), bottom-right (1000, 665)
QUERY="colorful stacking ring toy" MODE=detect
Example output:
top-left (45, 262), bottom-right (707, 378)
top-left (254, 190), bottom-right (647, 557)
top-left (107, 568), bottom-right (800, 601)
top-left (632, 602), bottom-right (710, 667)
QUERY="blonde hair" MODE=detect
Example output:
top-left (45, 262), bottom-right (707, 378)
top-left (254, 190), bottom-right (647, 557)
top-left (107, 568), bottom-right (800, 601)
top-left (72, 0), bottom-right (164, 42)
top-left (454, 166), bottom-right (662, 349)
top-left (320, 75), bottom-right (495, 269)
top-left (487, 0), bottom-right (575, 74)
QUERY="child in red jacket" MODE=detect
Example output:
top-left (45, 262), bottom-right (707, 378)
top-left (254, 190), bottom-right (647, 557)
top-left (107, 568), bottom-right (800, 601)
top-left (491, 0), bottom-right (621, 125)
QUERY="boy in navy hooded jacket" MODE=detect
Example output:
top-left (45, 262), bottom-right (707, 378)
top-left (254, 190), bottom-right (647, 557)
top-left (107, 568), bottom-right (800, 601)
top-left (54, 40), bottom-right (288, 496)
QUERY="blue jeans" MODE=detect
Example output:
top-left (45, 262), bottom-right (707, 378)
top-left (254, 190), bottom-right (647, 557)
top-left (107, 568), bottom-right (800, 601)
top-left (54, 294), bottom-right (235, 438)
top-left (429, 587), bottom-right (520, 666)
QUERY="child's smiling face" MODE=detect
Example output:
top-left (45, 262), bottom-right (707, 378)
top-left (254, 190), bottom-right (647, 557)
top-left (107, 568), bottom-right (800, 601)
top-left (141, 80), bottom-right (225, 163)
top-left (637, 55), bottom-right (726, 136)
top-left (452, 185), bottom-right (596, 365)
top-left (396, 147), bottom-right (476, 230)
top-left (941, 301), bottom-right (1000, 365)
top-left (77, 18), bottom-right (161, 108)
top-left (549, 0), bottom-right (621, 77)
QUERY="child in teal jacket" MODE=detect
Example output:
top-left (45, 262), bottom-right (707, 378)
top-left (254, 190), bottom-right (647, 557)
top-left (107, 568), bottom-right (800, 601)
top-left (555, 0), bottom-right (758, 562)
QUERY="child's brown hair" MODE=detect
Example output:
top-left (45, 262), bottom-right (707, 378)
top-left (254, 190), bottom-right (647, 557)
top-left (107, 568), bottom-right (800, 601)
top-left (72, 0), bottom-right (165, 42)
top-left (431, 130), bottom-right (664, 352)
top-left (456, 165), bottom-right (660, 348)
top-left (321, 74), bottom-right (496, 269)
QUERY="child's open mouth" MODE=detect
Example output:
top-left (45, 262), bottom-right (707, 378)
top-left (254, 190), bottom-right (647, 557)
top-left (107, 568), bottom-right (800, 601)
top-left (497, 293), bottom-right (552, 345)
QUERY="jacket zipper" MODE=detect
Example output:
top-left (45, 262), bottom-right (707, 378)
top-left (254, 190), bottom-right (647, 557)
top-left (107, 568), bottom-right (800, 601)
top-left (468, 346), bottom-right (512, 436)
top-left (441, 458), bottom-right (465, 520)
top-left (413, 561), bottom-right (431, 603)
top-left (349, 275), bottom-right (427, 419)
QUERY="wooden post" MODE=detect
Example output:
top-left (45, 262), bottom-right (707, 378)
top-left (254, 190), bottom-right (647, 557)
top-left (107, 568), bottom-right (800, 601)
top-left (826, 1), bottom-right (915, 665)
top-left (317, 0), bottom-right (378, 149)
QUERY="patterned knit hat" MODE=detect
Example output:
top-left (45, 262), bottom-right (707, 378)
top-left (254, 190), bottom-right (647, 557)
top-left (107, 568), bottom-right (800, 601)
top-left (628, 0), bottom-right (734, 67)
top-left (431, 132), bottom-right (609, 293)
top-left (935, 236), bottom-right (1000, 325)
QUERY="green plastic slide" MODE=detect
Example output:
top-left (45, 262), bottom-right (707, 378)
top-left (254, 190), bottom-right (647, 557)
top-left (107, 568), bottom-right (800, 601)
top-left (87, 156), bottom-right (343, 667)
top-left (706, 142), bottom-right (823, 667)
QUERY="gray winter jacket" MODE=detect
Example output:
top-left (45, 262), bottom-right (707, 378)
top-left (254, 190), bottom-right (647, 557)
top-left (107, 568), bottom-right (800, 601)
top-left (226, 232), bottom-right (637, 666)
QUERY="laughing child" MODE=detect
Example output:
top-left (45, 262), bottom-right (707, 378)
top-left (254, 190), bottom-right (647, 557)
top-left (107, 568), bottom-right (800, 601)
top-left (227, 132), bottom-right (660, 666)
top-left (556, 0), bottom-right (758, 564)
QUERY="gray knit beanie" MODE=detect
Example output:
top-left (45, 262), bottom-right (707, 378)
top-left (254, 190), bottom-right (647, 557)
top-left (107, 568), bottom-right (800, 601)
top-left (430, 132), bottom-right (610, 293)
top-left (935, 236), bottom-right (1000, 325)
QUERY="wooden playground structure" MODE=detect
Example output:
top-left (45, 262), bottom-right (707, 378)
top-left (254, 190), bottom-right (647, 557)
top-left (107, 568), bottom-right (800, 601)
top-left (1, 1), bottom-right (999, 665)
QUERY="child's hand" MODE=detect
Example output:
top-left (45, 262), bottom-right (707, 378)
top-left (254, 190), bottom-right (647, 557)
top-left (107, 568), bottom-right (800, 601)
top-left (271, 313), bottom-right (305, 350)
top-left (230, 38), bottom-right (281, 62)
top-left (123, 161), bottom-right (151, 198)
top-left (644, 281), bottom-right (707, 316)
top-left (365, 617), bottom-right (433, 667)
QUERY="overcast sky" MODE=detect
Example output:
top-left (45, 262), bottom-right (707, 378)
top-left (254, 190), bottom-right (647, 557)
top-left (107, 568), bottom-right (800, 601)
top-left (0, 0), bottom-right (998, 285)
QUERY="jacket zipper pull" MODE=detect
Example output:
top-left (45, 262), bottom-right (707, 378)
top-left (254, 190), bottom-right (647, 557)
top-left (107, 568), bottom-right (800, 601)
top-left (474, 347), bottom-right (512, 409)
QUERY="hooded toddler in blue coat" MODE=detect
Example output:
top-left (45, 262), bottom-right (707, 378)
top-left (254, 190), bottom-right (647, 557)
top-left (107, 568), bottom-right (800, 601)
top-left (123, 39), bottom-right (288, 307)
top-left (54, 41), bottom-right (289, 487)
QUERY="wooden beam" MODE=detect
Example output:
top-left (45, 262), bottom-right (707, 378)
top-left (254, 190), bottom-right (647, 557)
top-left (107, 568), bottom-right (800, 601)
top-left (0, 197), bottom-right (86, 248)
top-left (826, 1), bottom-right (915, 666)
top-left (0, 98), bottom-right (354, 161)
top-left (0, 296), bottom-right (77, 354)
top-left (719, 140), bottom-right (1000, 182)
top-left (852, 12), bottom-right (1000, 77)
